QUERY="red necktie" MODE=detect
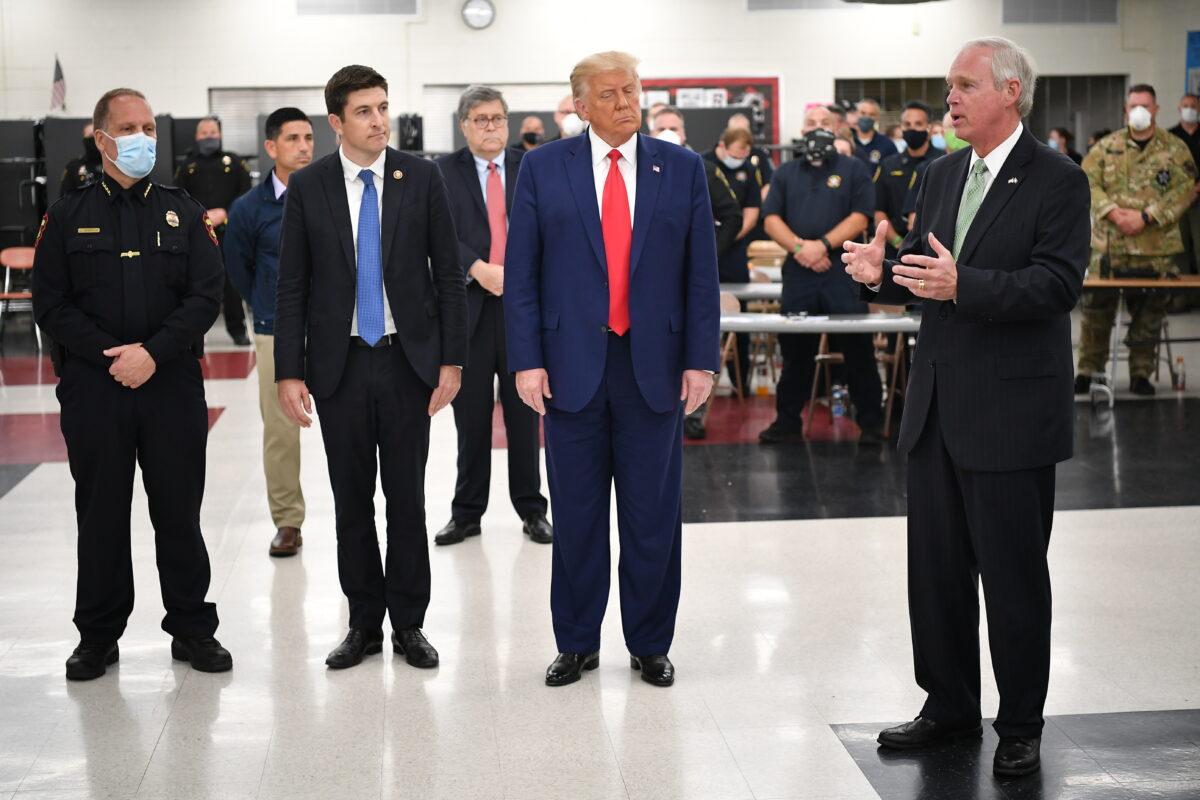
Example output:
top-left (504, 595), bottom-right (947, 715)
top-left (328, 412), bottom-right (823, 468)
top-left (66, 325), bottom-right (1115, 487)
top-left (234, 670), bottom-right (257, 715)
top-left (602, 149), bottom-right (631, 335)
top-left (486, 162), bottom-right (506, 265)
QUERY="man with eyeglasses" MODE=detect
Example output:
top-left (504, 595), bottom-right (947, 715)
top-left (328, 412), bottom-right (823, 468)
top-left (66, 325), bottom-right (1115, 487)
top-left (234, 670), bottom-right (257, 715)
top-left (434, 86), bottom-right (551, 547)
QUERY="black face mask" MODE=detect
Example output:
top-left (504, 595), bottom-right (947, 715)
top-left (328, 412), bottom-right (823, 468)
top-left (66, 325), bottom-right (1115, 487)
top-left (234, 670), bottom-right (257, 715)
top-left (798, 129), bottom-right (837, 166)
top-left (197, 137), bottom-right (221, 157)
top-left (902, 129), bottom-right (930, 150)
top-left (83, 137), bottom-right (100, 161)
top-left (522, 131), bottom-right (543, 146)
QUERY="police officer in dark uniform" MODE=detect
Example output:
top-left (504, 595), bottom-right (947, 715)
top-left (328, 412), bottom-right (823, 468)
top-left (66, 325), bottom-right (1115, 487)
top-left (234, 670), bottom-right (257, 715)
top-left (32, 88), bottom-right (233, 681)
top-left (874, 101), bottom-right (945, 260)
top-left (174, 117), bottom-right (253, 345)
top-left (758, 107), bottom-right (885, 445)
top-left (59, 122), bottom-right (105, 197)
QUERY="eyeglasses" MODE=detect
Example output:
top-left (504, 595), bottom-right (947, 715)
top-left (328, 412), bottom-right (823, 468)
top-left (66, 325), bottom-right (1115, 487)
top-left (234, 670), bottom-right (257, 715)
top-left (469, 115), bottom-right (508, 130)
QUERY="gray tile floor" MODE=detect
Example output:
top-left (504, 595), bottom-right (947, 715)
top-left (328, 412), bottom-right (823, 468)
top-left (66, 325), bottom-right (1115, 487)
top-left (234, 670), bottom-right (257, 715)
top-left (0, 317), bottom-right (1197, 799)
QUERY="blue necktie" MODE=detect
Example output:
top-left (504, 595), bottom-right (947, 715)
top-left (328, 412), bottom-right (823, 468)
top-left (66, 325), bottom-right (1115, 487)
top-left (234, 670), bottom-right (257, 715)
top-left (356, 168), bottom-right (385, 345)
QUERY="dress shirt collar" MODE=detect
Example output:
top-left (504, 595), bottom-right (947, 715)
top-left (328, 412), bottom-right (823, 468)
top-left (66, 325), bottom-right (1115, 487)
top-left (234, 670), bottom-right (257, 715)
top-left (270, 169), bottom-right (287, 199)
top-left (589, 126), bottom-right (638, 169)
top-left (969, 121), bottom-right (1023, 179)
top-left (339, 146), bottom-right (386, 182)
top-left (472, 151), bottom-right (505, 173)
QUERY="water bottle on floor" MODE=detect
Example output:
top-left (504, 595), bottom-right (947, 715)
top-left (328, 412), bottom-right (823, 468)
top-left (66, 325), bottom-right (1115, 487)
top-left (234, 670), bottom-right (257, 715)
top-left (1173, 356), bottom-right (1185, 391)
top-left (832, 385), bottom-right (846, 418)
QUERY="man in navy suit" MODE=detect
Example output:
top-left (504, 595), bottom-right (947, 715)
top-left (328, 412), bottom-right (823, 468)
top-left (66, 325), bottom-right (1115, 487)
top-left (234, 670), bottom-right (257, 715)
top-left (504, 51), bottom-right (721, 688)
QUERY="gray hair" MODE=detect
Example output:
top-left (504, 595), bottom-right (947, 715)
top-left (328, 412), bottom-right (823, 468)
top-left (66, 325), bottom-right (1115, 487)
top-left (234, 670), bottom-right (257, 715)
top-left (961, 36), bottom-right (1038, 118)
top-left (457, 85), bottom-right (508, 122)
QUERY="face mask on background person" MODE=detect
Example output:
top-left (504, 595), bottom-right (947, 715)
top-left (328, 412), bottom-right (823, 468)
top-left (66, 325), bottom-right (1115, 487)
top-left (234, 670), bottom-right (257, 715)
top-left (942, 127), bottom-right (970, 152)
top-left (721, 155), bottom-right (746, 169)
top-left (1182, 107), bottom-right (1200, 124)
top-left (101, 130), bottom-right (156, 179)
top-left (197, 137), bottom-right (221, 157)
top-left (930, 133), bottom-right (947, 150)
top-left (522, 131), bottom-right (543, 146)
top-left (1128, 105), bottom-right (1153, 132)
top-left (901, 129), bottom-right (929, 151)
top-left (1047, 138), bottom-right (1060, 151)
top-left (800, 128), bottom-right (837, 166)
top-left (560, 113), bottom-right (584, 137)
top-left (653, 129), bottom-right (681, 146)
top-left (856, 116), bottom-right (875, 134)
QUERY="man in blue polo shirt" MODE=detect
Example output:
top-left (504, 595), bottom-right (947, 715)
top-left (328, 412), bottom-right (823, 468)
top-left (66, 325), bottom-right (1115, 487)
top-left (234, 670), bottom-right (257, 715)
top-left (759, 104), bottom-right (885, 445)
top-left (224, 107), bottom-right (314, 557)
top-left (854, 98), bottom-right (898, 167)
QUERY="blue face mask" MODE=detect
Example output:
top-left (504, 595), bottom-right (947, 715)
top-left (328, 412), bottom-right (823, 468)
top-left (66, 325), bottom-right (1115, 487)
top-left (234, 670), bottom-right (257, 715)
top-left (101, 130), bottom-right (156, 179)
top-left (931, 133), bottom-right (947, 150)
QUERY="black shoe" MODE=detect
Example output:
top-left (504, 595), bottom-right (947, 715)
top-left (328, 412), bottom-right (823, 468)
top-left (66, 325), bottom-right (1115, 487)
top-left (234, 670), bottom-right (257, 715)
top-left (1130, 376), bottom-right (1156, 396)
top-left (230, 331), bottom-right (251, 347)
top-left (325, 628), bottom-right (383, 669)
top-left (65, 642), bottom-right (119, 681)
top-left (434, 518), bottom-right (481, 546)
top-left (758, 416), bottom-right (805, 444)
top-left (392, 627), bottom-right (439, 668)
top-left (171, 637), bottom-right (233, 673)
top-left (545, 651), bottom-right (599, 686)
top-left (684, 416), bottom-right (707, 440)
top-left (994, 736), bottom-right (1041, 777)
top-left (1074, 374), bottom-right (1091, 395)
top-left (522, 513), bottom-right (553, 544)
top-left (630, 654), bottom-right (675, 687)
top-left (877, 716), bottom-right (983, 751)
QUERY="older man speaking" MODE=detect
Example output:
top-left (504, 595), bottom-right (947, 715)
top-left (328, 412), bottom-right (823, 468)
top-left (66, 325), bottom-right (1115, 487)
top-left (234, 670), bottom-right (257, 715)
top-left (504, 51), bottom-right (720, 688)
top-left (844, 37), bottom-right (1089, 777)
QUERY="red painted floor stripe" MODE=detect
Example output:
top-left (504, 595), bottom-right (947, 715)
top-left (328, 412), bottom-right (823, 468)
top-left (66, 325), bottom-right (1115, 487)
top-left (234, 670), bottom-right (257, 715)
top-left (0, 408), bottom-right (225, 464)
top-left (0, 351), bottom-right (255, 385)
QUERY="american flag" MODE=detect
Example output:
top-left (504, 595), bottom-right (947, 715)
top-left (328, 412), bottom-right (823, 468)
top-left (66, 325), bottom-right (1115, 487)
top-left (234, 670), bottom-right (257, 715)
top-left (50, 56), bottom-right (65, 111)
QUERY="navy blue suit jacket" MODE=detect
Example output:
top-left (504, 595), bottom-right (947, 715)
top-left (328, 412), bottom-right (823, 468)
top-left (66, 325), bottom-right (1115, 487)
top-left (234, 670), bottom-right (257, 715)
top-left (503, 131), bottom-right (721, 414)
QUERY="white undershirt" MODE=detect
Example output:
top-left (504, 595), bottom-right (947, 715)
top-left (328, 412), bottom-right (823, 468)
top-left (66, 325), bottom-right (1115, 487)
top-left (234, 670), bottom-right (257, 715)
top-left (589, 126), bottom-right (637, 221)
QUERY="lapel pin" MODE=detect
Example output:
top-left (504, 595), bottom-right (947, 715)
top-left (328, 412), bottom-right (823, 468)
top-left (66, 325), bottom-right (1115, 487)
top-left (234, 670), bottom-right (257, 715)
top-left (652, 164), bottom-right (661, 173)
top-left (1008, 177), bottom-right (1019, 184)
top-left (393, 170), bottom-right (404, 180)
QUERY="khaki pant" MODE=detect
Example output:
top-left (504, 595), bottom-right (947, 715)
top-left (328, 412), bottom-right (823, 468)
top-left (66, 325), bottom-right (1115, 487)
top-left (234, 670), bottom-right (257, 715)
top-left (254, 334), bottom-right (305, 529)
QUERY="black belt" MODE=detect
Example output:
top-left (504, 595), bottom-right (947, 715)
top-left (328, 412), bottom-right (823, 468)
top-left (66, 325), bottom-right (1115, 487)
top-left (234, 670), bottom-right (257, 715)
top-left (352, 334), bottom-right (395, 348)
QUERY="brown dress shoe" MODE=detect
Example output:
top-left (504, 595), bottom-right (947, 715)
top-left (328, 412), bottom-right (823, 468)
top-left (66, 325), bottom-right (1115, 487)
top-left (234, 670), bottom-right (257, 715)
top-left (269, 526), bottom-right (302, 557)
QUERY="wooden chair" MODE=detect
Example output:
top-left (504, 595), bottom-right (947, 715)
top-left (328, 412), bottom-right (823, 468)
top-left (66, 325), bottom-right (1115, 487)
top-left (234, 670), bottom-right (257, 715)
top-left (0, 246), bottom-right (39, 352)
top-left (715, 291), bottom-right (746, 404)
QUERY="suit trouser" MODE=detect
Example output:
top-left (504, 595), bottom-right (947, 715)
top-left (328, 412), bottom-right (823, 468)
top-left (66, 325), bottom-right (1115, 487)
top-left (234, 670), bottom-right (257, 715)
top-left (253, 333), bottom-right (305, 529)
top-left (314, 342), bottom-right (433, 632)
top-left (58, 356), bottom-right (218, 644)
top-left (776, 265), bottom-right (884, 428)
top-left (906, 396), bottom-right (1055, 739)
top-left (450, 296), bottom-right (547, 523)
top-left (543, 333), bottom-right (683, 656)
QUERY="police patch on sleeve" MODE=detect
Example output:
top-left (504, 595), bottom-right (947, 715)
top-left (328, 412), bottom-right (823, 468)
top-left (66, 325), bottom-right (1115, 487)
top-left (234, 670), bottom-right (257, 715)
top-left (202, 213), bottom-right (219, 246)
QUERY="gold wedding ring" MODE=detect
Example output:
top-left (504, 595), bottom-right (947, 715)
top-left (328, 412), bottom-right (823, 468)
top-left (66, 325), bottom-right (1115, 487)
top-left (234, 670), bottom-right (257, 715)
top-left (918, 279), bottom-right (926, 292)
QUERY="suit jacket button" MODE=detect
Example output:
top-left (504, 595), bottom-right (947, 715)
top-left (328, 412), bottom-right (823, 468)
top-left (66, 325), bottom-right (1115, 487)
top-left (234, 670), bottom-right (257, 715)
top-left (928, 359), bottom-right (935, 367)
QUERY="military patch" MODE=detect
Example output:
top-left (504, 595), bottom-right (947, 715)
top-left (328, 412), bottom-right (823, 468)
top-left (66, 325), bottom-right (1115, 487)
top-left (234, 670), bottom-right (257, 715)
top-left (202, 213), bottom-right (219, 246)
top-left (827, 174), bottom-right (842, 189)
top-left (1156, 169), bottom-right (1171, 189)
top-left (34, 213), bottom-right (48, 251)
top-left (165, 210), bottom-right (180, 227)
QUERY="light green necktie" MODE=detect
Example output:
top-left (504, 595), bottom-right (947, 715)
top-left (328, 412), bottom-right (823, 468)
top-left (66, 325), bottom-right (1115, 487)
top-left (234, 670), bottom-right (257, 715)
top-left (953, 159), bottom-right (989, 259)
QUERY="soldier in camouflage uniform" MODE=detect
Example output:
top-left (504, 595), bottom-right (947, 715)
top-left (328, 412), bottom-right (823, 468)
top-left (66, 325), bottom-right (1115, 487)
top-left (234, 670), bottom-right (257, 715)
top-left (1077, 84), bottom-right (1197, 396)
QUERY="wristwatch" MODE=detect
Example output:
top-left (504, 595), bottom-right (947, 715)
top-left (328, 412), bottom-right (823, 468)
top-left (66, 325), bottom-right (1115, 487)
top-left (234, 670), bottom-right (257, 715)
top-left (819, 235), bottom-right (834, 254)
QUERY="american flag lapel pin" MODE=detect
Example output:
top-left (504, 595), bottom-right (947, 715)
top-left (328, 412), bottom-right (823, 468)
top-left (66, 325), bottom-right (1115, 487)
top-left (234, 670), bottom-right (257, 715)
top-left (1007, 177), bottom-right (1018, 184)
top-left (652, 164), bottom-right (661, 173)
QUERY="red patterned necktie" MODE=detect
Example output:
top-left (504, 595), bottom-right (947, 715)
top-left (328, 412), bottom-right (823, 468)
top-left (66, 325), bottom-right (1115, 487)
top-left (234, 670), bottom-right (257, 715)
top-left (601, 149), bottom-right (631, 335)
top-left (486, 162), bottom-right (506, 265)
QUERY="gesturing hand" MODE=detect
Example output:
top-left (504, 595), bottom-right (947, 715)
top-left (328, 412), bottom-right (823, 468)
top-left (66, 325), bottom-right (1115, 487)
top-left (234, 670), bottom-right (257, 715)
top-left (891, 232), bottom-right (958, 301)
top-left (103, 344), bottom-right (156, 389)
top-left (516, 368), bottom-right (552, 416)
top-left (278, 378), bottom-right (313, 428)
top-left (428, 365), bottom-right (461, 417)
top-left (680, 369), bottom-right (713, 415)
top-left (842, 220), bottom-right (887, 285)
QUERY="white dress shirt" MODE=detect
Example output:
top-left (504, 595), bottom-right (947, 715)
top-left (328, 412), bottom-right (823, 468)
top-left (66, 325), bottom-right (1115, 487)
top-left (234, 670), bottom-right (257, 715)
top-left (339, 146), bottom-right (397, 337)
top-left (967, 121), bottom-right (1023, 201)
top-left (589, 126), bottom-right (637, 221)
top-left (473, 151), bottom-right (506, 206)
top-left (270, 169), bottom-right (287, 200)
